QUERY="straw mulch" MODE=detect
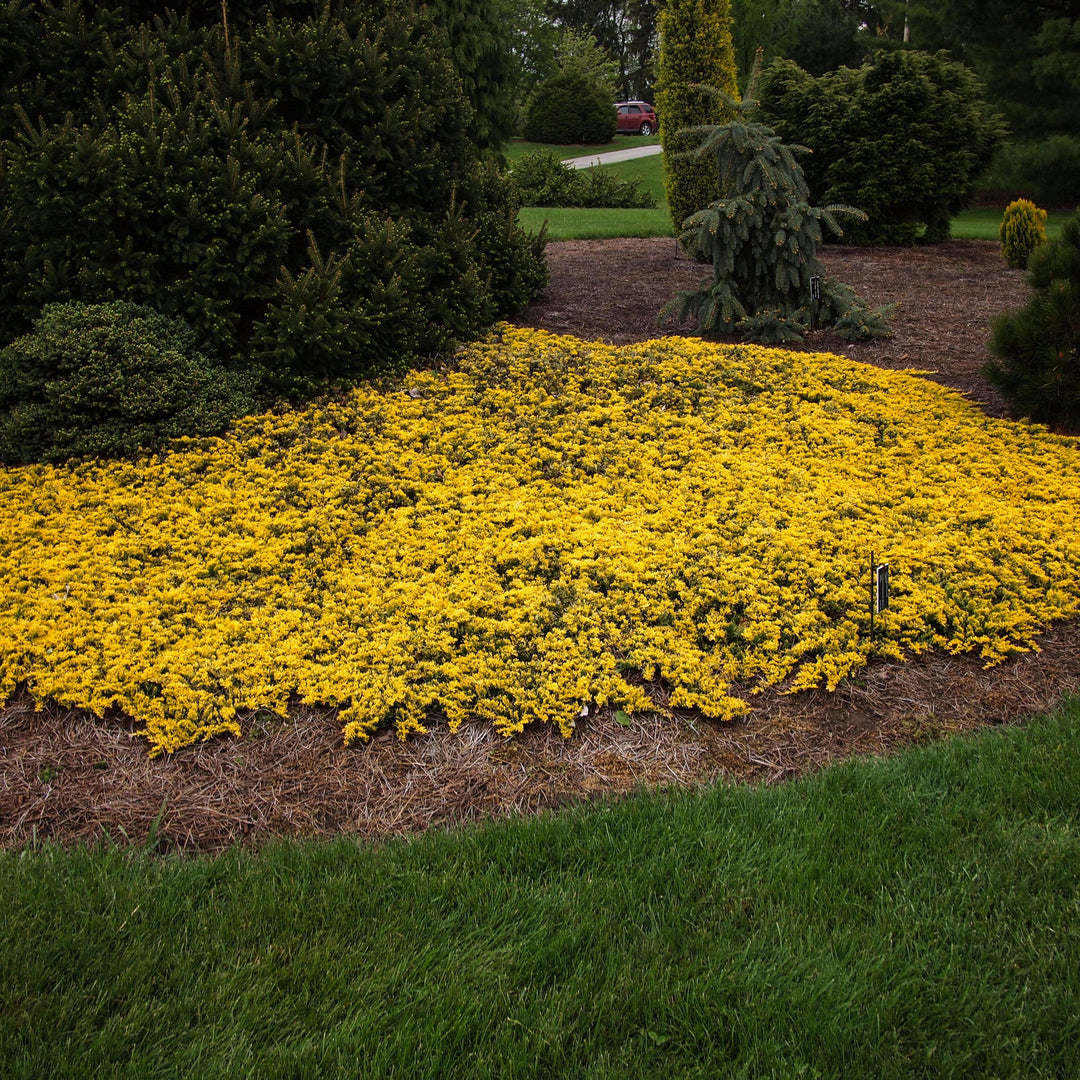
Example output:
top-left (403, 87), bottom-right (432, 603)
top-left (3, 238), bottom-right (1079, 853)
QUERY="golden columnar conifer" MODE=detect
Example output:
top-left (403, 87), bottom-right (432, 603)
top-left (655, 0), bottom-right (740, 239)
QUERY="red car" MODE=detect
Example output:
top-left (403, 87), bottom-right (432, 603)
top-left (615, 101), bottom-right (657, 136)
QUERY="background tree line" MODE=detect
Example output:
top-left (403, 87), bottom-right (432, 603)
top-left (510, 0), bottom-right (1078, 205)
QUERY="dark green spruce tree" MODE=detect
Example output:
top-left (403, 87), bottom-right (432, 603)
top-left (665, 87), bottom-right (890, 344)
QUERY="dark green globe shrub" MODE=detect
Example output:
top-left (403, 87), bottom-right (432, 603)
top-left (755, 51), bottom-right (1006, 246)
top-left (522, 69), bottom-right (616, 145)
top-left (0, 301), bottom-right (253, 464)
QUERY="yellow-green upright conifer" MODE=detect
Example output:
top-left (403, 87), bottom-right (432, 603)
top-left (655, 0), bottom-right (739, 237)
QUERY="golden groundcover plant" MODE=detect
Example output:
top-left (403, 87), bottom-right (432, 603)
top-left (2, 328), bottom-right (1079, 755)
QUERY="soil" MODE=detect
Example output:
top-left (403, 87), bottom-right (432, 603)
top-left (4, 239), bottom-right (1079, 854)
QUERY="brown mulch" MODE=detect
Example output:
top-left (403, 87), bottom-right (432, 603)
top-left (512, 237), bottom-right (1022, 417)
top-left (3, 239), bottom-right (1079, 854)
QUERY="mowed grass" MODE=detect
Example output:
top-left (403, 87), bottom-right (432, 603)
top-left (514, 144), bottom-right (1072, 244)
top-left (516, 146), bottom-right (672, 239)
top-left (505, 134), bottom-right (662, 163)
top-left (523, 201), bottom-right (1073, 244)
top-left (951, 206), bottom-right (1068, 241)
top-left (518, 204), bottom-right (674, 240)
top-left (4, 697), bottom-right (1080, 1077)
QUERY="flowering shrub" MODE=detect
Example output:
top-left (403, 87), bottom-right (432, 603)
top-left (2, 327), bottom-right (1079, 755)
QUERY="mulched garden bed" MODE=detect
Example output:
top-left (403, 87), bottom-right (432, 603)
top-left (3, 238), bottom-right (1078, 854)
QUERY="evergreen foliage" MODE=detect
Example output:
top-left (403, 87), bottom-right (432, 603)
top-left (985, 209), bottom-right (1080, 431)
top-left (664, 89), bottom-right (890, 344)
top-left (988, 135), bottom-right (1080, 210)
top-left (0, 0), bottom-right (545, 403)
top-left (0, 301), bottom-right (252, 464)
top-left (521, 68), bottom-right (616, 145)
top-left (424, 0), bottom-right (517, 151)
top-left (999, 199), bottom-right (1048, 270)
top-left (509, 150), bottom-right (655, 208)
top-left (655, 0), bottom-right (739, 238)
top-left (552, 27), bottom-right (621, 99)
top-left (755, 50), bottom-right (1006, 246)
top-left (730, 0), bottom-right (864, 78)
top-left (114, 0), bottom-right (520, 151)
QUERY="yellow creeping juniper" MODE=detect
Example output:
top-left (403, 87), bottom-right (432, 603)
top-left (1, 328), bottom-right (1079, 754)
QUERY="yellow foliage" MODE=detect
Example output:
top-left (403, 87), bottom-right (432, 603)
top-left (2, 327), bottom-right (1079, 754)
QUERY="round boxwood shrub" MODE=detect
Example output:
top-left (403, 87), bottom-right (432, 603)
top-left (522, 69), bottom-right (616, 145)
top-left (0, 301), bottom-right (254, 465)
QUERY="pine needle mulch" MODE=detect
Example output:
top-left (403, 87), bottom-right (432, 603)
top-left (4, 239), bottom-right (1078, 853)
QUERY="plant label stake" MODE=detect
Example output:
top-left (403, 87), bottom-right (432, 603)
top-left (875, 563), bottom-right (890, 614)
top-left (869, 554), bottom-right (890, 641)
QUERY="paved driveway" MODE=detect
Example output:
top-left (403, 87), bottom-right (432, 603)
top-left (563, 144), bottom-right (664, 170)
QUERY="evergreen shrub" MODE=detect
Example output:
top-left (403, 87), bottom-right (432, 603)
top-left (655, 0), bottom-right (739, 238)
top-left (755, 51), bottom-right (1006, 246)
top-left (986, 209), bottom-right (1080, 431)
top-left (999, 198), bottom-right (1048, 270)
top-left (509, 150), bottom-right (655, 208)
top-left (664, 90), bottom-right (890, 344)
top-left (985, 136), bottom-right (1080, 210)
top-left (521, 69), bottom-right (616, 145)
top-left (0, 0), bottom-right (545, 401)
top-left (0, 301), bottom-right (253, 464)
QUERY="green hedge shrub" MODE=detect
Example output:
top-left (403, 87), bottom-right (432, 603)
top-left (983, 136), bottom-right (1080, 209)
top-left (0, 301), bottom-right (253, 465)
top-left (522, 69), bottom-right (616, 145)
top-left (509, 150), bottom-right (655, 208)
top-left (0, 1), bottom-right (546, 400)
top-left (985, 208), bottom-right (1080, 431)
top-left (755, 51), bottom-right (1006, 246)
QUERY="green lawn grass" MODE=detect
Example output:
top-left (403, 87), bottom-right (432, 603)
top-left (517, 153), bottom-right (672, 239)
top-left (514, 147), bottom-right (1071, 244)
top-left (524, 204), bottom-right (1071, 244)
top-left (505, 134), bottom-right (662, 162)
top-left (4, 697), bottom-right (1080, 1077)
top-left (951, 206), bottom-right (1067, 241)
top-left (518, 205), bottom-right (674, 240)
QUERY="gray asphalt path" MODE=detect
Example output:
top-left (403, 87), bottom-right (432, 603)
top-left (563, 144), bottom-right (664, 170)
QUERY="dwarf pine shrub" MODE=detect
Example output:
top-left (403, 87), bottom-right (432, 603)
top-left (986, 208), bottom-right (1080, 431)
top-left (999, 199), bottom-right (1048, 270)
